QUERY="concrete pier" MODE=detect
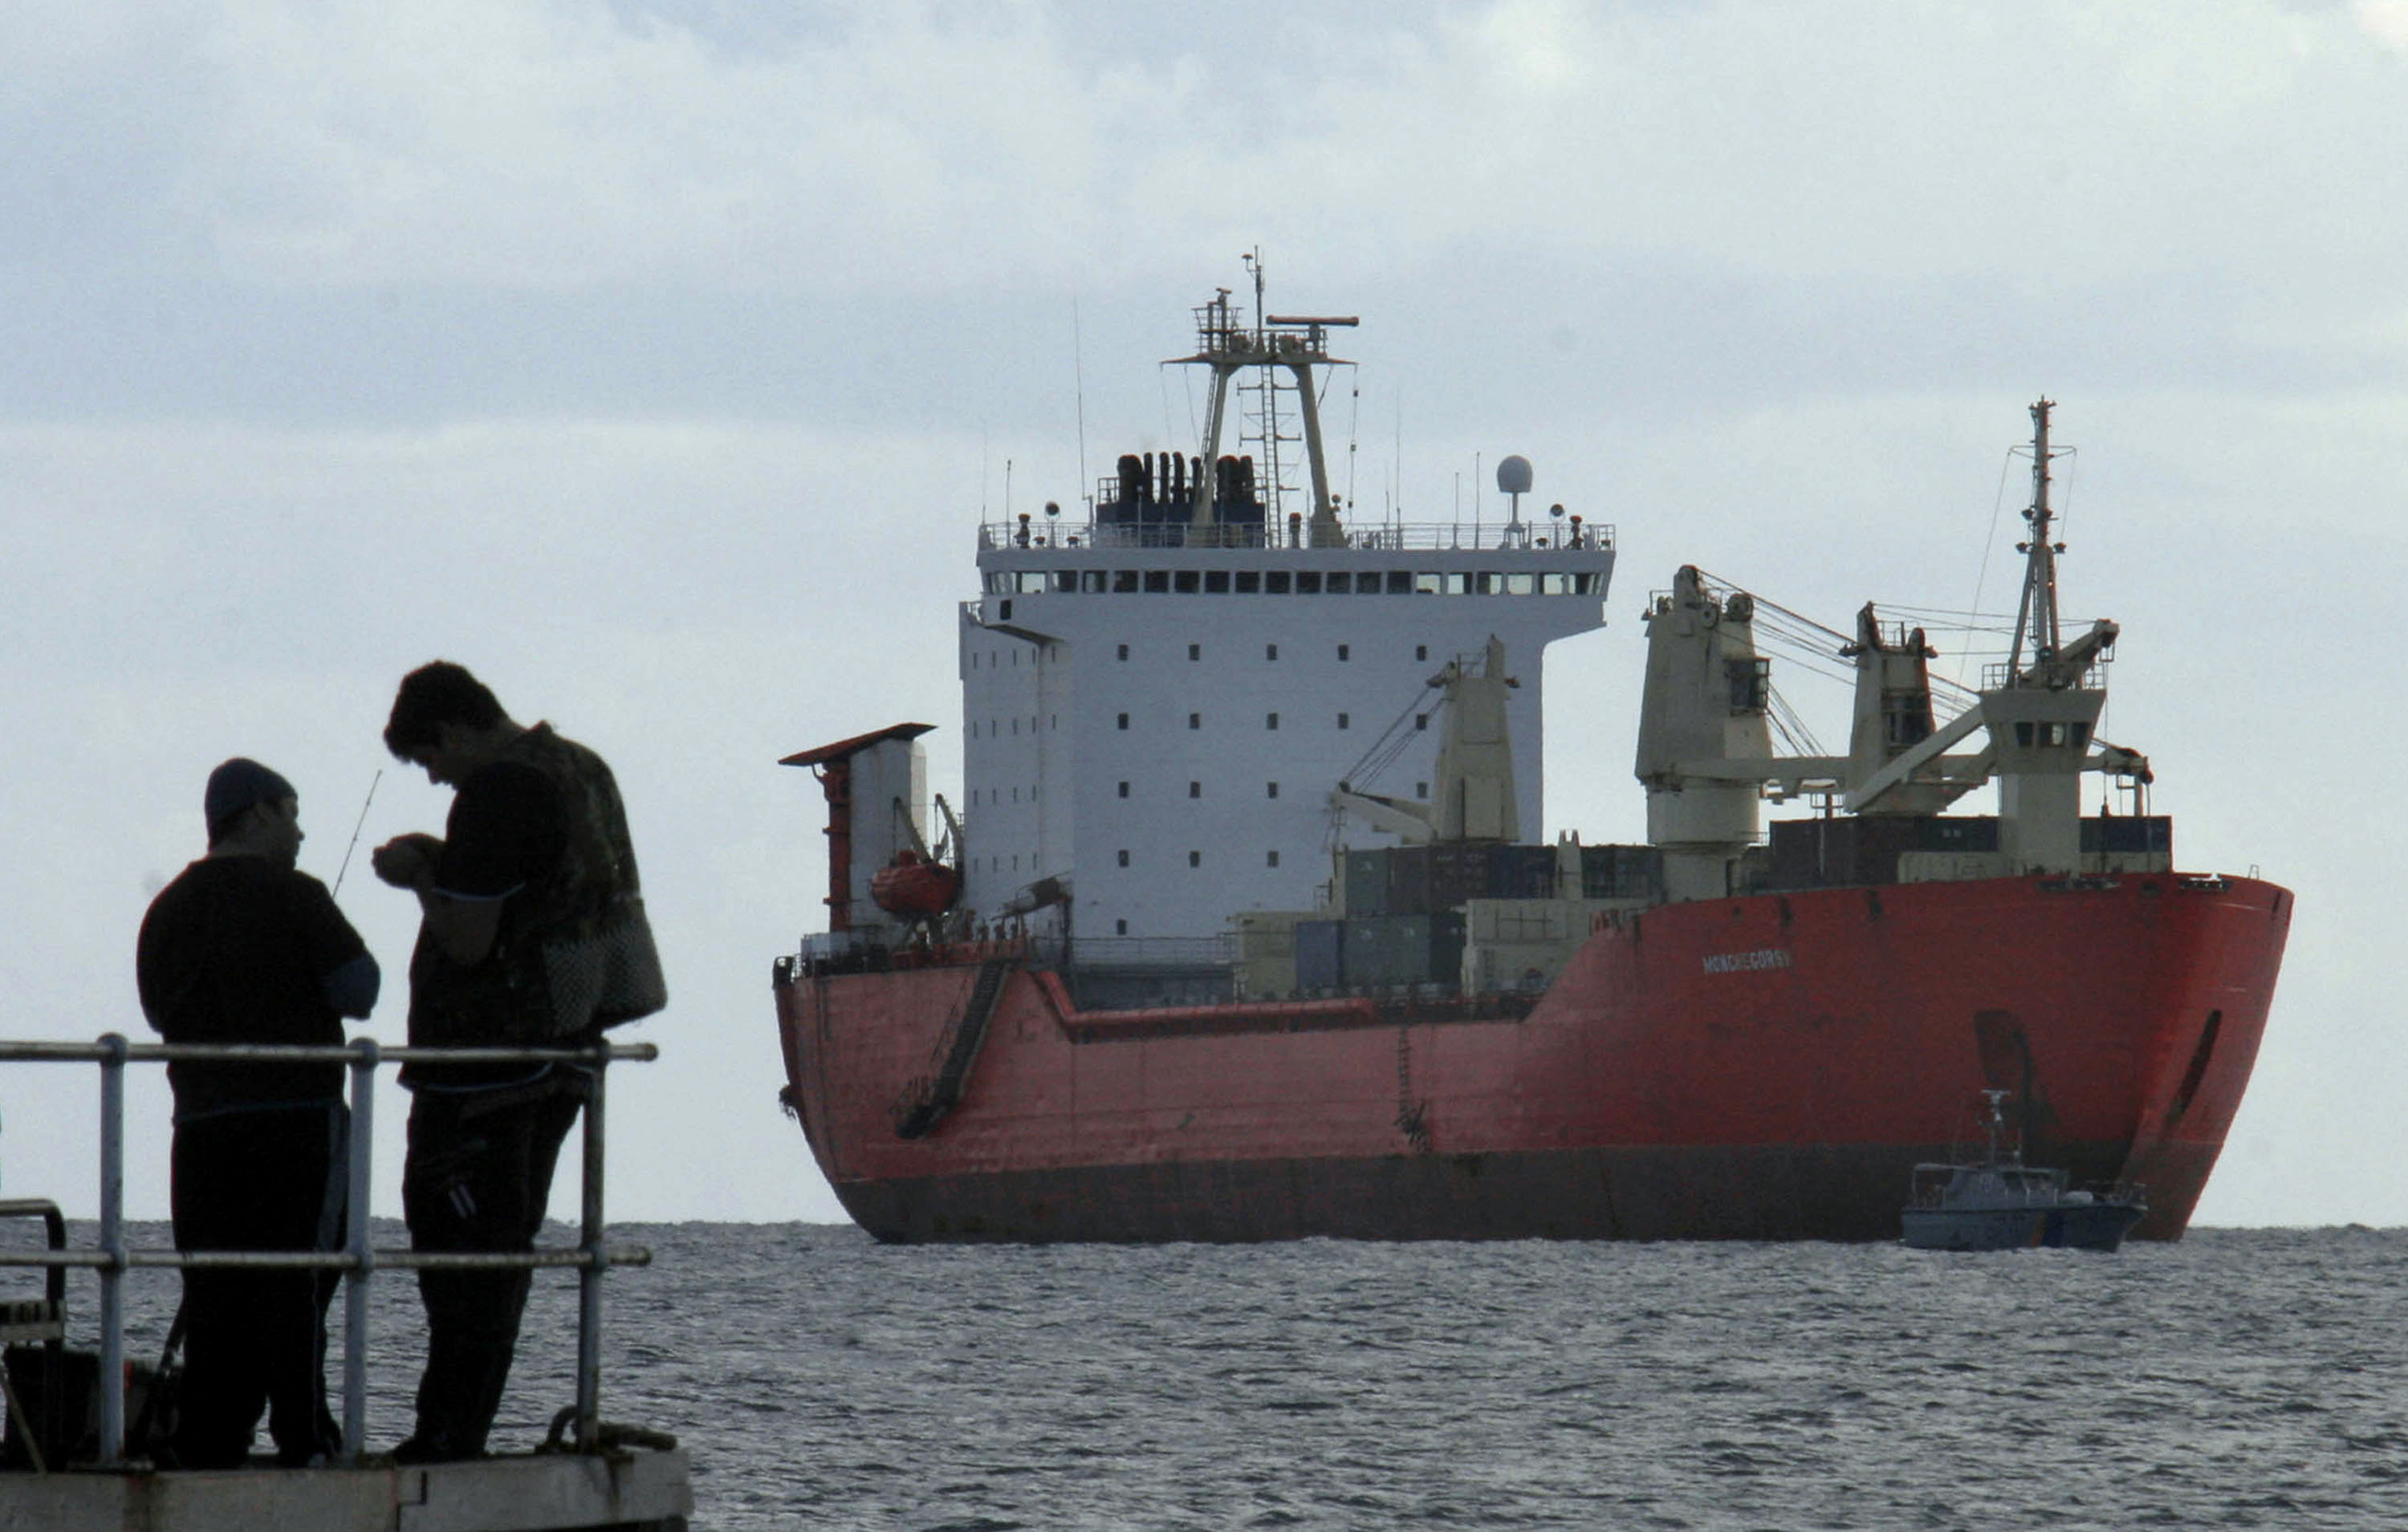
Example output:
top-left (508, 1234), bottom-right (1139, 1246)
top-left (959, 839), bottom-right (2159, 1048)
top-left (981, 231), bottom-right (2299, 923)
top-left (0, 1447), bottom-right (691, 1531)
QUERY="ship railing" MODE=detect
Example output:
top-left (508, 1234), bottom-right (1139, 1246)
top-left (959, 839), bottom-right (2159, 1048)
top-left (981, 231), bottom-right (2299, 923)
top-left (1979, 656), bottom-right (2109, 692)
top-left (978, 520), bottom-right (1615, 555)
top-left (1068, 935), bottom-right (1236, 968)
top-left (0, 1035), bottom-right (655, 1468)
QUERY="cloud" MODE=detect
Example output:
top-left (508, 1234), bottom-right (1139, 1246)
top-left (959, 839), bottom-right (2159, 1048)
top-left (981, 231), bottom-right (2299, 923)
top-left (8, 0), bottom-right (2408, 307)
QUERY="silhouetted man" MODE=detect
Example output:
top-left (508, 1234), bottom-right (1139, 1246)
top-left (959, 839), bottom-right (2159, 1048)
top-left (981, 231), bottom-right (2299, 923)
top-left (136, 758), bottom-right (378, 1468)
top-left (372, 661), bottom-right (655, 1461)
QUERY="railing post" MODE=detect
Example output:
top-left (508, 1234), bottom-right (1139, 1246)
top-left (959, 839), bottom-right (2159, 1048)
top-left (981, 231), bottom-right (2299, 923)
top-left (342, 1038), bottom-right (379, 1460)
top-left (576, 1053), bottom-right (608, 1452)
top-left (96, 1032), bottom-right (128, 1464)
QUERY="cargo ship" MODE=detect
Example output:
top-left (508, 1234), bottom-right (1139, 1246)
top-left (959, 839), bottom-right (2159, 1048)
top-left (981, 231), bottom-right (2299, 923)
top-left (771, 268), bottom-right (2291, 1242)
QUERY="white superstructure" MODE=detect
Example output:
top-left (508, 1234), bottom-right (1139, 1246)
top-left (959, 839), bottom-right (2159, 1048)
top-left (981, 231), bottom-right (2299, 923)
top-left (955, 272), bottom-right (1615, 951)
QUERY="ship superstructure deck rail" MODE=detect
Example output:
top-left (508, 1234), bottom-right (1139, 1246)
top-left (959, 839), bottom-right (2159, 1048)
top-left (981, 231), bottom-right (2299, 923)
top-left (979, 519), bottom-right (1615, 553)
top-left (0, 1035), bottom-right (655, 1467)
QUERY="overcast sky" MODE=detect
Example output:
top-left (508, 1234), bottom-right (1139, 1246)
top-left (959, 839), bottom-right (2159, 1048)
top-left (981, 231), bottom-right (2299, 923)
top-left (4, 0), bottom-right (2404, 1229)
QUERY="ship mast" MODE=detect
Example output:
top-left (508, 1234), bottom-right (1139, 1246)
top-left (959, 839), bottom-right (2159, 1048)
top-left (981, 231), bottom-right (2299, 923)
top-left (2007, 398), bottom-right (2063, 681)
top-left (1173, 250), bottom-right (1355, 544)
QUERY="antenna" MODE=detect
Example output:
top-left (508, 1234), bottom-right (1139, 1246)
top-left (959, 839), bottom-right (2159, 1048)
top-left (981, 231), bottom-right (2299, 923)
top-left (1072, 291), bottom-right (1090, 513)
top-left (2007, 398), bottom-right (2065, 679)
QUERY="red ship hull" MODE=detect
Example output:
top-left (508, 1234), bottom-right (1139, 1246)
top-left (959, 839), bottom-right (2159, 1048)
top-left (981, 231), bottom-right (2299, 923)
top-left (774, 872), bottom-right (2290, 1242)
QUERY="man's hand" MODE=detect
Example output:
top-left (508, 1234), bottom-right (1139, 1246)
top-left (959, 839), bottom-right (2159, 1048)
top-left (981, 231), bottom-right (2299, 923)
top-left (371, 833), bottom-right (445, 890)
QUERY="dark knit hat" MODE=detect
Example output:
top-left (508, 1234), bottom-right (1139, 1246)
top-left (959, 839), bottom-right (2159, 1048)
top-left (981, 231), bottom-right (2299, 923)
top-left (205, 758), bottom-right (296, 836)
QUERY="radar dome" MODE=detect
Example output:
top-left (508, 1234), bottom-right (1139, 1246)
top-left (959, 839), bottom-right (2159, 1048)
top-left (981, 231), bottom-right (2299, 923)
top-left (1495, 455), bottom-right (1534, 494)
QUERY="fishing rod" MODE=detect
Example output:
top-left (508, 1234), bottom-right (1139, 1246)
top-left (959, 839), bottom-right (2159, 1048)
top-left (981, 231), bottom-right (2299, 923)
top-left (330, 769), bottom-right (382, 897)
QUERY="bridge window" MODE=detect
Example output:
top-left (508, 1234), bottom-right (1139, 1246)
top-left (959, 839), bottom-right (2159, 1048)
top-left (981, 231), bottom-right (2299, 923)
top-left (1297, 572), bottom-right (1322, 594)
top-left (1174, 570), bottom-right (1200, 593)
top-left (1082, 571), bottom-right (1107, 592)
top-left (1113, 571), bottom-right (1139, 593)
top-left (1266, 572), bottom-right (1291, 594)
top-left (1415, 573), bottom-right (1442, 595)
top-left (1144, 571), bottom-right (1169, 593)
top-left (1507, 573), bottom-right (1536, 595)
top-left (1051, 571), bottom-right (1077, 593)
top-left (1387, 571), bottom-right (1412, 594)
top-left (1326, 572), bottom-right (1351, 594)
top-left (1237, 571), bottom-right (1262, 593)
top-left (1206, 571), bottom-right (1230, 593)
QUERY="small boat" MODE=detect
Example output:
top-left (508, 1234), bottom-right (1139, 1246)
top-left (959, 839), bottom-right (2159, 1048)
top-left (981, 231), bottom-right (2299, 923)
top-left (1901, 1091), bottom-right (2146, 1252)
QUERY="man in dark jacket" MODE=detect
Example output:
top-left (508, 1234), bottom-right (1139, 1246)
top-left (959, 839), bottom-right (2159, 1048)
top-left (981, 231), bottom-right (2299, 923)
top-left (371, 661), bottom-right (652, 1462)
top-left (136, 758), bottom-right (379, 1468)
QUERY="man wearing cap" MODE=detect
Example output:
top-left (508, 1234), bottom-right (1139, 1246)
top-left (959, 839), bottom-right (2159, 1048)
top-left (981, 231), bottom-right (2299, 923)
top-left (370, 660), bottom-right (656, 1462)
top-left (135, 759), bottom-right (380, 1469)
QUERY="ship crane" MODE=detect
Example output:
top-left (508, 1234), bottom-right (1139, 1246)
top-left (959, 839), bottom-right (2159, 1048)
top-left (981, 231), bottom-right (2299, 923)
top-left (1328, 636), bottom-right (1523, 844)
top-left (1637, 400), bottom-right (2154, 896)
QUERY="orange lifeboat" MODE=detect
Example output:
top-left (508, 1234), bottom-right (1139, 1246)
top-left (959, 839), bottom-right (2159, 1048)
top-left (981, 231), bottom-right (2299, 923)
top-left (869, 849), bottom-right (961, 920)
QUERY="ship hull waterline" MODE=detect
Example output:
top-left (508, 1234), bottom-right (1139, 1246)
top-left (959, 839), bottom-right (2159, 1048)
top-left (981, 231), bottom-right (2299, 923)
top-left (775, 872), bottom-right (2290, 1244)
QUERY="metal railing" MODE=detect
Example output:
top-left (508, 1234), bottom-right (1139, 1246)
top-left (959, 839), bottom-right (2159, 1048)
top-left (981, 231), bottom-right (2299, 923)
top-left (978, 520), bottom-right (1616, 555)
top-left (0, 1034), bottom-right (656, 1466)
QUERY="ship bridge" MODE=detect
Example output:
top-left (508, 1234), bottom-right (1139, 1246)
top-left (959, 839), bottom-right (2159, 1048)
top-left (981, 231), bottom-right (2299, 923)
top-left (960, 513), bottom-right (1615, 953)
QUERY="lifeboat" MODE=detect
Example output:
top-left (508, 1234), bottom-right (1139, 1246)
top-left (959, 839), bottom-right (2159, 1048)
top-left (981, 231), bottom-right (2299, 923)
top-left (869, 850), bottom-right (960, 920)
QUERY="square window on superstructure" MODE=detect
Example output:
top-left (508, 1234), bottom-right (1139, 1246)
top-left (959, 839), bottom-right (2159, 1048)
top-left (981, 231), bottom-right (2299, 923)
top-left (1266, 571), bottom-right (1291, 594)
top-left (1507, 573), bottom-right (1536, 595)
top-left (1446, 573), bottom-right (1471, 595)
top-left (1018, 571), bottom-right (1046, 594)
top-left (1386, 571), bottom-right (1412, 594)
top-left (1083, 571), bottom-right (1107, 592)
top-left (1574, 572), bottom-right (1600, 595)
top-left (1174, 570), bottom-right (1200, 593)
top-left (1051, 571), bottom-right (1078, 593)
top-left (1145, 571), bottom-right (1170, 593)
top-left (1326, 572), bottom-right (1352, 594)
top-left (1297, 572), bottom-right (1323, 595)
top-left (1113, 571), bottom-right (1140, 593)
top-left (1206, 571), bottom-right (1230, 593)
top-left (1542, 572), bottom-right (1570, 595)
top-left (1415, 573), bottom-right (1442, 595)
top-left (1237, 571), bottom-right (1262, 593)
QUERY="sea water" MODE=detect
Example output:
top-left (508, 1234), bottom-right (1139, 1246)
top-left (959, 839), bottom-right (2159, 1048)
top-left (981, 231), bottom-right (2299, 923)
top-left (14, 1221), bottom-right (2408, 1530)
